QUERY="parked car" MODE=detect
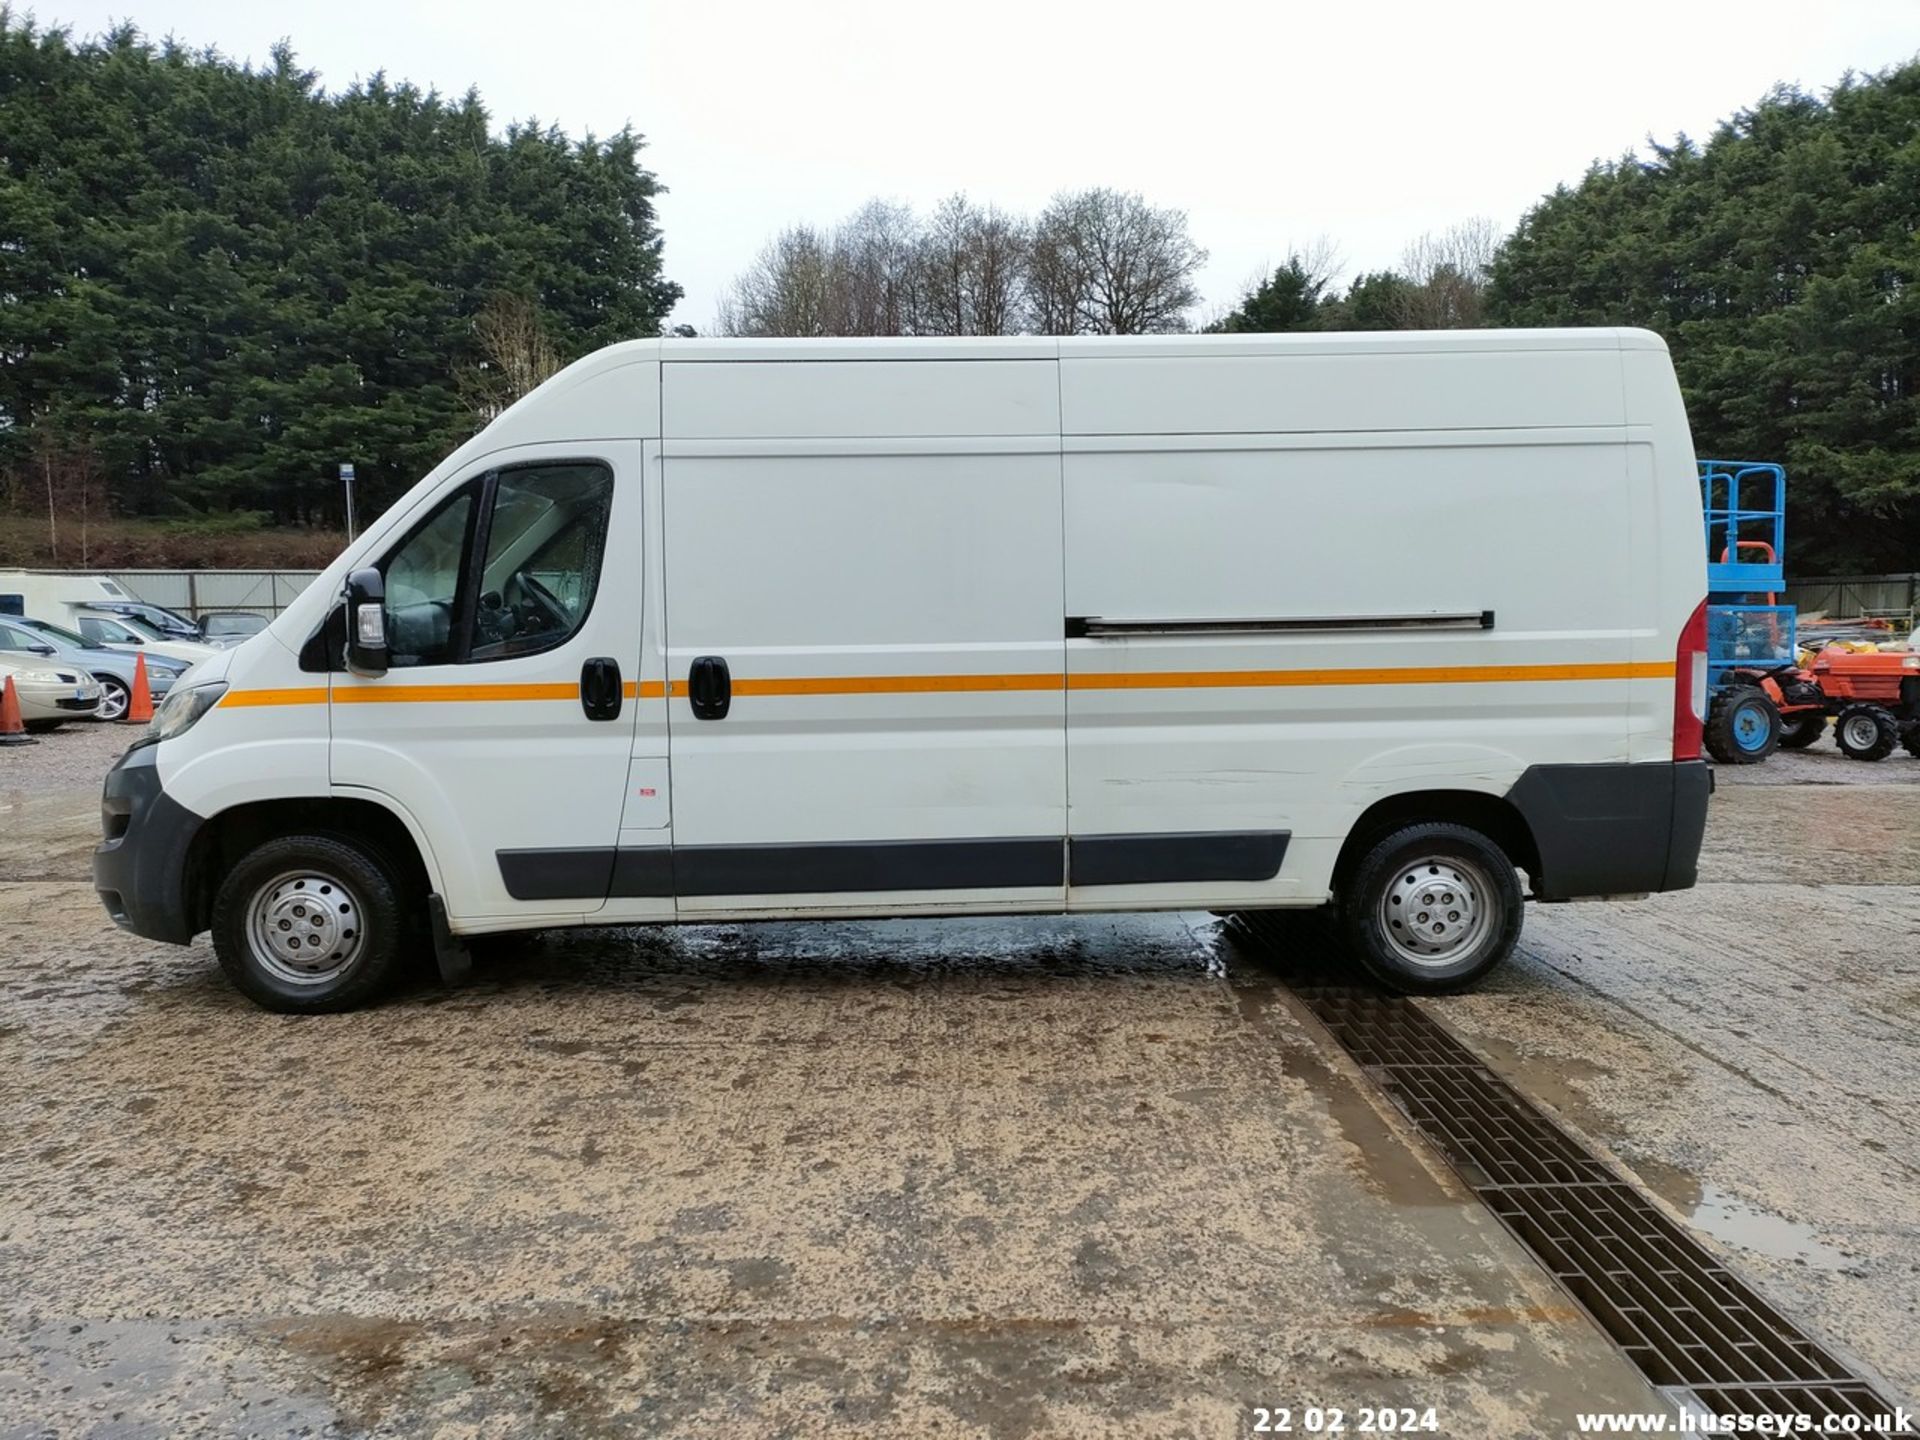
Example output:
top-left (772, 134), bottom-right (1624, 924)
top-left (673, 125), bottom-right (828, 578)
top-left (53, 611), bottom-right (219, 667)
top-left (94, 330), bottom-right (1710, 1014)
top-left (0, 617), bottom-right (184, 721)
top-left (90, 600), bottom-right (204, 643)
top-left (197, 611), bottom-right (270, 646)
top-left (0, 654), bottom-right (102, 731)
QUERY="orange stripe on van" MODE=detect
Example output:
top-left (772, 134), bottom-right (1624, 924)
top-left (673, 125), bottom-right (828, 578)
top-left (1068, 660), bottom-right (1673, 691)
top-left (330, 682), bottom-right (580, 704)
top-left (216, 660), bottom-right (1671, 709)
top-left (732, 672), bottom-right (1066, 697)
top-left (217, 687), bottom-right (329, 708)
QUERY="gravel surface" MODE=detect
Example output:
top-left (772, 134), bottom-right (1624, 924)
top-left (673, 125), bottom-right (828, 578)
top-left (1715, 730), bottom-right (1920, 785)
top-left (0, 717), bottom-right (132, 801)
top-left (0, 727), bottom-right (1914, 1435)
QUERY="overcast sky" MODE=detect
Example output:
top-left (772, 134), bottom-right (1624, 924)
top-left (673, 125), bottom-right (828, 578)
top-left (31, 0), bottom-right (1920, 330)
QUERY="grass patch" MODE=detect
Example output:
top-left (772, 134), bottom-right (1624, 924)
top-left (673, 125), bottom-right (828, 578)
top-left (0, 517), bottom-right (346, 570)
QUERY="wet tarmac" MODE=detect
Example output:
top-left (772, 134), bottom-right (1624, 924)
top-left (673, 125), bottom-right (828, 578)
top-left (2, 726), bottom-right (1916, 1436)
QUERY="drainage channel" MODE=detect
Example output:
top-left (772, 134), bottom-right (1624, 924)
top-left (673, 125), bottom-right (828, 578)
top-left (1236, 927), bottom-right (1911, 1431)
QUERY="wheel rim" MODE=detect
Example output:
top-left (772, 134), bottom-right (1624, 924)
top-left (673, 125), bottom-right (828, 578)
top-left (245, 869), bottom-right (365, 985)
top-left (96, 679), bottom-right (128, 721)
top-left (1843, 715), bottom-right (1879, 750)
top-left (1378, 855), bottom-right (1494, 968)
top-left (1731, 701), bottom-right (1771, 751)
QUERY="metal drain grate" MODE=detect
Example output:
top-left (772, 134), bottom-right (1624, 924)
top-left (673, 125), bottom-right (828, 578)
top-left (1285, 982), bottom-right (1914, 1432)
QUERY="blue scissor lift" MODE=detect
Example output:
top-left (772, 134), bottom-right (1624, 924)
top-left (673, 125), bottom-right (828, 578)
top-left (1696, 460), bottom-right (1816, 762)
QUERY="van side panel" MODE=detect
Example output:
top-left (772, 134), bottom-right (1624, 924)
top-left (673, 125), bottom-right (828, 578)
top-left (1060, 349), bottom-right (1641, 907)
top-left (1060, 348), bottom-right (1626, 435)
top-left (660, 358), bottom-right (1067, 914)
top-left (664, 360), bottom-right (1057, 439)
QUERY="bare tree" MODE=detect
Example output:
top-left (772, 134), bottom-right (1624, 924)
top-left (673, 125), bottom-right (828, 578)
top-left (1029, 188), bottom-right (1207, 335)
top-left (714, 225), bottom-right (844, 336)
top-left (459, 295), bottom-right (563, 422)
top-left (718, 213), bottom-right (925, 337)
top-left (836, 199), bottom-right (925, 336)
top-left (717, 189), bottom-right (1205, 338)
top-left (1398, 217), bottom-right (1502, 329)
top-left (919, 194), bottom-right (1029, 336)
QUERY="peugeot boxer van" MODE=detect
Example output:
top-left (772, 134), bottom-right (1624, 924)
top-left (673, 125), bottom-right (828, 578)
top-left (94, 331), bottom-right (1711, 1012)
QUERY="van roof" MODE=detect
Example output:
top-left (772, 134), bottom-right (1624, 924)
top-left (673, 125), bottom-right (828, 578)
top-left (469, 326), bottom-right (1667, 460)
top-left (652, 326), bottom-right (1658, 362)
top-left (598, 327), bottom-right (1664, 366)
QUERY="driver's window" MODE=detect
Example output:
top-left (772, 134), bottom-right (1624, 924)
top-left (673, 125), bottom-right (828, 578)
top-left (382, 489), bottom-right (475, 667)
top-left (372, 461), bottom-right (612, 670)
top-left (468, 463), bottom-right (614, 661)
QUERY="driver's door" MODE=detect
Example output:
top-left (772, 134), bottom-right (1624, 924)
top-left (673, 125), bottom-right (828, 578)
top-left (329, 444), bottom-right (644, 925)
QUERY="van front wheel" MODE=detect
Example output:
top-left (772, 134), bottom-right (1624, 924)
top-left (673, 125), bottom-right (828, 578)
top-left (1339, 823), bottom-right (1523, 994)
top-left (210, 834), bottom-right (408, 1012)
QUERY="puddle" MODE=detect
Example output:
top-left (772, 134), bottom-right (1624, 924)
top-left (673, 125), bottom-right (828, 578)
top-left (1684, 1184), bottom-right (1852, 1271)
top-left (1624, 1156), bottom-right (1851, 1270)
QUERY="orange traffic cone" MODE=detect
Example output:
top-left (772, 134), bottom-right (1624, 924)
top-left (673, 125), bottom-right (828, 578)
top-left (0, 674), bottom-right (37, 746)
top-left (125, 652), bottom-right (154, 725)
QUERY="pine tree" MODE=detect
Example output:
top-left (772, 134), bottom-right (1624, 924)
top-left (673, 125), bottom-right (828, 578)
top-left (0, 13), bottom-right (682, 528)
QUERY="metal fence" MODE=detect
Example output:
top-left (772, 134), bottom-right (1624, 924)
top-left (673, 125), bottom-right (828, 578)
top-left (106, 569), bottom-right (323, 620)
top-left (1782, 573), bottom-right (1920, 623)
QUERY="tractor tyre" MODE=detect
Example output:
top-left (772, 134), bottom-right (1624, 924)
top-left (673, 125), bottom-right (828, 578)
top-left (1902, 725), bottom-right (1920, 759)
top-left (1834, 704), bottom-right (1899, 762)
top-left (1778, 712), bottom-right (1826, 750)
top-left (1704, 687), bottom-right (1781, 765)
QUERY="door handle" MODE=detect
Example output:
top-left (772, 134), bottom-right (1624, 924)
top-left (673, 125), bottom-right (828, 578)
top-left (580, 657), bottom-right (623, 721)
top-left (688, 655), bottom-right (731, 720)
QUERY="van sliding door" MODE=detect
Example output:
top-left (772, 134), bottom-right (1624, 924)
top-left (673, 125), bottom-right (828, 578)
top-left (659, 357), bottom-right (1067, 913)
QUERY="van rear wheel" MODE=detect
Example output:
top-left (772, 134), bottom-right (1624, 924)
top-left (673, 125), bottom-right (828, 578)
top-left (210, 834), bottom-right (408, 1012)
top-left (1339, 822), bottom-right (1523, 994)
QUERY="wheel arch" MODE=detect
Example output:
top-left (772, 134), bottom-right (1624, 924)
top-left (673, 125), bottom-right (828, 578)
top-left (1332, 789), bottom-right (1541, 898)
top-left (183, 795), bottom-right (436, 936)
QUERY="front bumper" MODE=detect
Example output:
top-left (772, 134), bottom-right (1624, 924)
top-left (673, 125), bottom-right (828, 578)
top-left (93, 744), bottom-right (204, 944)
top-left (14, 680), bottom-right (102, 721)
top-left (1507, 760), bottom-right (1712, 900)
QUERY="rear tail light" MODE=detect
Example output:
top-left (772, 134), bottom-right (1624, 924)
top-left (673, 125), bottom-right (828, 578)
top-left (1674, 598), bottom-right (1709, 761)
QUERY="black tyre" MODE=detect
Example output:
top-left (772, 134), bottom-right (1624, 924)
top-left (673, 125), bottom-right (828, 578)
top-left (1834, 703), bottom-right (1898, 762)
top-left (94, 675), bottom-right (131, 723)
top-left (1777, 711), bottom-right (1825, 749)
top-left (210, 833), bottom-right (409, 1012)
top-left (1703, 686), bottom-right (1781, 764)
top-left (1904, 726), bottom-right (1920, 759)
top-left (1338, 822), bottom-right (1524, 994)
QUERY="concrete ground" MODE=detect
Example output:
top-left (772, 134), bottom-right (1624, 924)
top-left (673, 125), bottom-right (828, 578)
top-left (1, 723), bottom-right (1914, 1438)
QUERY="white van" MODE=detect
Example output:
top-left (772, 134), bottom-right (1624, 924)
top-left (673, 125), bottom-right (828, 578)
top-left (0, 570), bottom-right (139, 621)
top-left (94, 331), bottom-right (1711, 1012)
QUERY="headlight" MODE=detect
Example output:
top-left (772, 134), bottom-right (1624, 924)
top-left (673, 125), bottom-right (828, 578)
top-left (146, 682), bottom-right (228, 743)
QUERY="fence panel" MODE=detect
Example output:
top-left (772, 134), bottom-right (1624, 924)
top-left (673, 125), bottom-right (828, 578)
top-left (1783, 573), bottom-right (1920, 621)
top-left (106, 569), bottom-right (323, 620)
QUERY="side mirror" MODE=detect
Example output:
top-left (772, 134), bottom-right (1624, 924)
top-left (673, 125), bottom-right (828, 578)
top-left (345, 567), bottom-right (389, 678)
top-left (29, 644), bottom-right (55, 655)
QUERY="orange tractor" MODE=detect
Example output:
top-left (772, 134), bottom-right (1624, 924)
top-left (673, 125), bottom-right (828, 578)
top-left (1710, 641), bottom-right (1920, 762)
top-left (1804, 647), bottom-right (1920, 761)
